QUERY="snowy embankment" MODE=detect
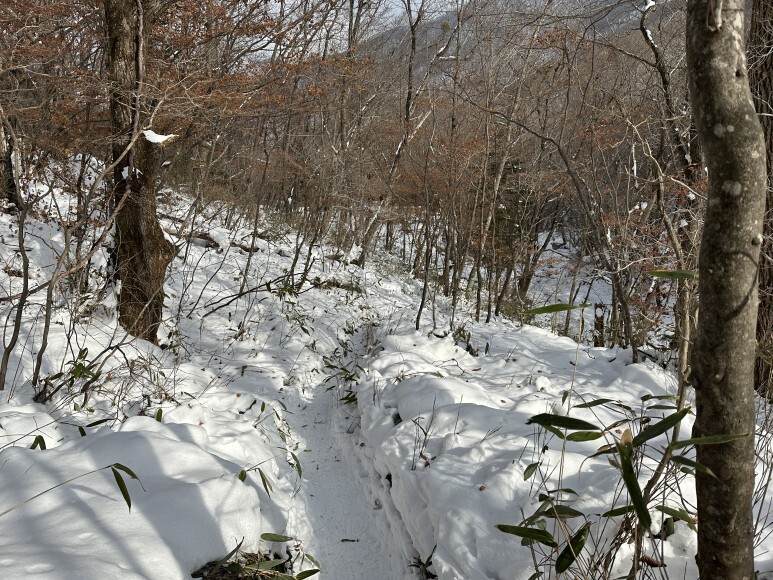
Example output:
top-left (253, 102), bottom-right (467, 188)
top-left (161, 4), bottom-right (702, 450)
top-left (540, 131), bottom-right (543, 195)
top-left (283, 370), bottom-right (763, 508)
top-left (1, 189), bottom-right (773, 579)
top-left (349, 326), bottom-right (695, 578)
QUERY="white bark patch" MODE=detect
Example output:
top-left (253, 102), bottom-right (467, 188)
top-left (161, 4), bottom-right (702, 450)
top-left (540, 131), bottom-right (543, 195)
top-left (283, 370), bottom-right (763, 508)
top-left (721, 181), bottom-right (743, 196)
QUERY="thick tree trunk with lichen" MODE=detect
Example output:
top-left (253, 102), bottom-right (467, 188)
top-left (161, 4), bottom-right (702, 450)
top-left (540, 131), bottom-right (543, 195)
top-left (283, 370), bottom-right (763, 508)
top-left (687, 0), bottom-right (766, 577)
top-left (749, 0), bottom-right (773, 393)
top-left (105, 0), bottom-right (173, 343)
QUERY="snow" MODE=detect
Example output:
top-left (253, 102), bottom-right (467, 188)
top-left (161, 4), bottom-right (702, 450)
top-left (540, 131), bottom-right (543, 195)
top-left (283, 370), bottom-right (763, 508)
top-left (353, 327), bottom-right (695, 578)
top-left (142, 129), bottom-right (178, 144)
top-left (645, 28), bottom-right (656, 48)
top-left (1, 189), bottom-right (773, 579)
top-left (0, 421), bottom-right (263, 578)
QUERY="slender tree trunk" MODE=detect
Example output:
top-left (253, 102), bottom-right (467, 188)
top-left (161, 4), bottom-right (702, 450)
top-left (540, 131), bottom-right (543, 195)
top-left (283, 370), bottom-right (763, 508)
top-left (0, 115), bottom-right (26, 391)
top-left (495, 262), bottom-right (513, 317)
top-left (105, 0), bottom-right (174, 343)
top-left (0, 125), bottom-right (17, 213)
top-left (749, 0), bottom-right (773, 393)
top-left (687, 1), bottom-right (766, 577)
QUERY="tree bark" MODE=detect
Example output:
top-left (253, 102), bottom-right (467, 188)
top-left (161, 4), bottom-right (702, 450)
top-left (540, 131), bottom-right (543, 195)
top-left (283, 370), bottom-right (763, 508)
top-left (686, 1), bottom-right (766, 577)
top-left (105, 0), bottom-right (173, 343)
top-left (0, 125), bottom-right (17, 213)
top-left (749, 0), bottom-right (773, 393)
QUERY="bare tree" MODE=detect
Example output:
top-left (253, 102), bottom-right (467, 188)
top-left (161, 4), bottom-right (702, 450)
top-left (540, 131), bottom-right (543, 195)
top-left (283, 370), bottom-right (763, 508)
top-left (687, 0), bottom-right (767, 576)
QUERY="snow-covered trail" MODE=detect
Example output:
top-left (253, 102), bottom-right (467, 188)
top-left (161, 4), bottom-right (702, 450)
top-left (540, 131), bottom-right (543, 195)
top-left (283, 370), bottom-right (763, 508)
top-left (271, 281), bottom-right (421, 579)
top-left (284, 384), bottom-right (396, 579)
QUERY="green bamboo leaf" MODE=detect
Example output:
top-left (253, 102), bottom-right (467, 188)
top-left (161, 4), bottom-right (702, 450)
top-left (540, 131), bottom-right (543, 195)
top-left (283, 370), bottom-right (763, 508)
top-left (524, 462), bottom-right (540, 481)
top-left (495, 525), bottom-right (558, 548)
top-left (291, 452), bottom-right (302, 478)
top-left (565, 431), bottom-right (603, 442)
top-left (523, 303), bottom-right (591, 315)
top-left (540, 505), bottom-right (584, 519)
top-left (646, 269), bottom-right (697, 280)
top-left (238, 470), bottom-right (247, 482)
top-left (670, 455), bottom-right (717, 478)
top-left (85, 418), bottom-right (111, 428)
top-left (78, 426), bottom-right (86, 437)
top-left (261, 533), bottom-right (294, 543)
top-left (305, 554), bottom-right (321, 569)
top-left (543, 425), bottom-right (565, 440)
top-left (522, 502), bottom-right (552, 526)
top-left (656, 505), bottom-right (697, 531)
top-left (602, 504), bottom-right (635, 518)
top-left (575, 398), bottom-right (615, 409)
top-left (155, 408), bottom-right (163, 422)
top-left (111, 467), bottom-right (132, 512)
top-left (555, 523), bottom-right (591, 573)
top-left (641, 394), bottom-right (678, 402)
top-left (669, 432), bottom-right (750, 451)
top-left (527, 573), bottom-right (543, 580)
top-left (527, 413), bottom-right (599, 431)
top-left (296, 570), bottom-right (321, 579)
top-left (258, 468), bottom-right (273, 496)
top-left (111, 463), bottom-right (140, 480)
top-left (30, 435), bottom-right (46, 450)
top-left (617, 443), bottom-right (651, 530)
top-left (631, 407), bottom-right (691, 447)
top-left (111, 463), bottom-right (147, 493)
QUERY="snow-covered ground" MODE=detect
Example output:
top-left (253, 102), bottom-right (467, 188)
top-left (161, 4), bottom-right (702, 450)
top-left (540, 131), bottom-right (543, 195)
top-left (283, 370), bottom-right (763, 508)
top-left (1, 189), bottom-right (772, 579)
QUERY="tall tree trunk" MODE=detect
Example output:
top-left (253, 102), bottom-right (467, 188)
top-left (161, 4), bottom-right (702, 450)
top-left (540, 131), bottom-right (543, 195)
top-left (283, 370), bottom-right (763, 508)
top-left (749, 0), bottom-right (773, 393)
top-left (105, 0), bottom-right (173, 343)
top-left (687, 1), bottom-right (766, 577)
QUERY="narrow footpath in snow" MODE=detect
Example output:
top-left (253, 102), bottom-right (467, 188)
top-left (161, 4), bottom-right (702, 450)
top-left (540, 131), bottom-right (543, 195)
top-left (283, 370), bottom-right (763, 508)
top-left (283, 385), bottom-right (400, 579)
top-left (275, 283), bottom-right (422, 580)
top-left (274, 274), bottom-right (426, 580)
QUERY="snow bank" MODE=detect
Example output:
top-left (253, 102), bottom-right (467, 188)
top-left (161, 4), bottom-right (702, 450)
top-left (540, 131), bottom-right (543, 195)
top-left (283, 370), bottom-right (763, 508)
top-left (0, 420), bottom-right (261, 579)
top-left (351, 324), bottom-right (710, 579)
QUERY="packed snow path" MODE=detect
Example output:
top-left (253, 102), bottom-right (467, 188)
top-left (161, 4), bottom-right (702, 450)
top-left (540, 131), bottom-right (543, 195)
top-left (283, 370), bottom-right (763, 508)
top-left (275, 280), bottom-right (422, 579)
top-left (283, 383), bottom-right (400, 579)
